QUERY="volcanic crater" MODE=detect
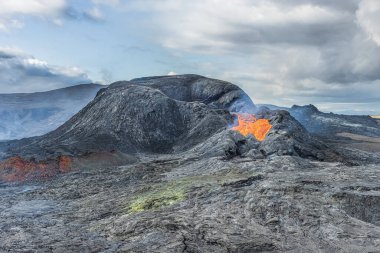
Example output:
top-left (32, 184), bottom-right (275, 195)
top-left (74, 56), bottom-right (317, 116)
top-left (0, 75), bottom-right (337, 182)
top-left (0, 75), bottom-right (379, 252)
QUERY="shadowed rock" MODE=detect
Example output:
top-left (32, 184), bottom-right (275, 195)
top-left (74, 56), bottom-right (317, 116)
top-left (105, 74), bottom-right (256, 113)
top-left (1, 75), bottom-right (256, 160)
top-left (189, 110), bottom-right (341, 161)
top-left (0, 75), bottom-right (345, 183)
top-left (0, 76), bottom-right (379, 252)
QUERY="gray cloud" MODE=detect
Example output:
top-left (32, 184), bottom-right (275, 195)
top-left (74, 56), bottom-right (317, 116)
top-left (0, 48), bottom-right (91, 93)
top-left (64, 6), bottom-right (105, 23)
top-left (1, 0), bottom-right (379, 114)
top-left (218, 21), bottom-right (355, 47)
top-left (115, 0), bottom-right (380, 114)
top-left (275, 0), bottom-right (359, 12)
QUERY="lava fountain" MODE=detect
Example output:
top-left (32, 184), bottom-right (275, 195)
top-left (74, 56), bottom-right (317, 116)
top-left (231, 113), bottom-right (272, 141)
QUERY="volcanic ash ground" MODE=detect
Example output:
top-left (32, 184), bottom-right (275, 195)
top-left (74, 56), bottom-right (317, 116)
top-left (0, 75), bottom-right (380, 252)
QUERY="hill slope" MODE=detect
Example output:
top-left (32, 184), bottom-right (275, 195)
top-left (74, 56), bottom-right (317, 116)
top-left (258, 104), bottom-right (380, 137)
top-left (0, 83), bottom-right (104, 140)
top-left (0, 75), bottom-right (379, 252)
top-left (2, 75), bottom-right (254, 159)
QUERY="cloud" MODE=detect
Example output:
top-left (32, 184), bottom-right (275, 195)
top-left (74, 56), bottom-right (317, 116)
top-left (1, 0), bottom-right (378, 114)
top-left (116, 1), bottom-right (352, 51)
top-left (0, 0), bottom-right (66, 15)
top-left (111, 0), bottom-right (380, 113)
top-left (0, 0), bottom-right (67, 30)
top-left (0, 0), bottom-right (107, 29)
top-left (357, 0), bottom-right (380, 46)
top-left (91, 0), bottom-right (121, 7)
top-left (167, 71), bottom-right (177, 76)
top-left (0, 47), bottom-right (91, 93)
top-left (64, 5), bottom-right (105, 23)
top-left (84, 7), bottom-right (104, 22)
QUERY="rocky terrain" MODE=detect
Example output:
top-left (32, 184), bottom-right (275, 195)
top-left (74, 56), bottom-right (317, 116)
top-left (0, 75), bottom-right (379, 252)
top-left (259, 104), bottom-right (380, 138)
top-left (0, 83), bottom-right (104, 140)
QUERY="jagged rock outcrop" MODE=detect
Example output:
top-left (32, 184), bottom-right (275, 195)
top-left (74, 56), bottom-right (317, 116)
top-left (187, 110), bottom-right (341, 161)
top-left (259, 110), bottom-right (340, 160)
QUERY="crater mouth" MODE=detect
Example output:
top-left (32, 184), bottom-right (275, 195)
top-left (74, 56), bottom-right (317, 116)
top-left (230, 113), bottom-right (272, 141)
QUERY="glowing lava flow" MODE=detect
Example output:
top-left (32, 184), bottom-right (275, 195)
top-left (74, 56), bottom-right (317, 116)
top-left (231, 113), bottom-right (272, 141)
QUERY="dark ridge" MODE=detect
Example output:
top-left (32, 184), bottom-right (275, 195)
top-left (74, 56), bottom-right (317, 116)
top-left (1, 75), bottom-right (256, 160)
top-left (109, 74), bottom-right (256, 113)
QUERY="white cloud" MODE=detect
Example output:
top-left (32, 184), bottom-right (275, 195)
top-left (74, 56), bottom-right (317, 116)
top-left (23, 58), bottom-right (48, 67)
top-left (53, 18), bottom-right (64, 26)
top-left (0, 0), bottom-right (66, 15)
top-left (0, 0), bottom-right (377, 114)
top-left (109, 0), bottom-right (380, 114)
top-left (0, 0), bottom-right (67, 30)
top-left (84, 7), bottom-right (104, 22)
top-left (117, 0), bottom-right (350, 53)
top-left (356, 0), bottom-right (380, 46)
top-left (0, 47), bottom-right (91, 93)
top-left (0, 19), bottom-right (24, 31)
top-left (167, 71), bottom-right (177, 76)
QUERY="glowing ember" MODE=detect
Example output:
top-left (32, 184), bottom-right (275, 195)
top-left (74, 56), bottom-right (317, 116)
top-left (231, 113), bottom-right (272, 141)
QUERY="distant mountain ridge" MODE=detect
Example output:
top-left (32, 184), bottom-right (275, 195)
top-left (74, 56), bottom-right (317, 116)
top-left (0, 83), bottom-right (105, 140)
top-left (1, 81), bottom-right (378, 142)
top-left (258, 104), bottom-right (380, 137)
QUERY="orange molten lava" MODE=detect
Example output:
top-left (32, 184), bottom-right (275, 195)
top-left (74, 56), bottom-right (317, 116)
top-left (232, 113), bottom-right (272, 141)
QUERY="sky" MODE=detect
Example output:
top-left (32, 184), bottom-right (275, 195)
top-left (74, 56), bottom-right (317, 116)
top-left (0, 0), bottom-right (379, 115)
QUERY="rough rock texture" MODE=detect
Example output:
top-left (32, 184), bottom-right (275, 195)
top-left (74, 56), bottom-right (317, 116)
top-left (106, 74), bottom-right (256, 113)
top-left (259, 110), bottom-right (340, 161)
top-left (185, 110), bottom-right (342, 162)
top-left (0, 76), bottom-right (347, 175)
top-left (0, 146), bottom-right (379, 252)
top-left (260, 104), bottom-right (380, 137)
top-left (0, 75), bottom-right (380, 252)
top-left (2, 84), bottom-right (234, 160)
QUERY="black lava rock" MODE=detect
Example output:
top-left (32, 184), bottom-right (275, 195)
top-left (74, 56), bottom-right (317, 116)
top-left (2, 75), bottom-right (255, 159)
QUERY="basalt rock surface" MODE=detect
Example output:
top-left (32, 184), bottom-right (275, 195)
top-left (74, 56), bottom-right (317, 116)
top-left (259, 110), bottom-right (340, 161)
top-left (0, 75), bottom-right (379, 252)
top-left (0, 146), bottom-right (379, 252)
top-left (1, 83), bottom-right (236, 160)
top-left (0, 76), bottom-right (339, 165)
top-left (105, 74), bottom-right (256, 113)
